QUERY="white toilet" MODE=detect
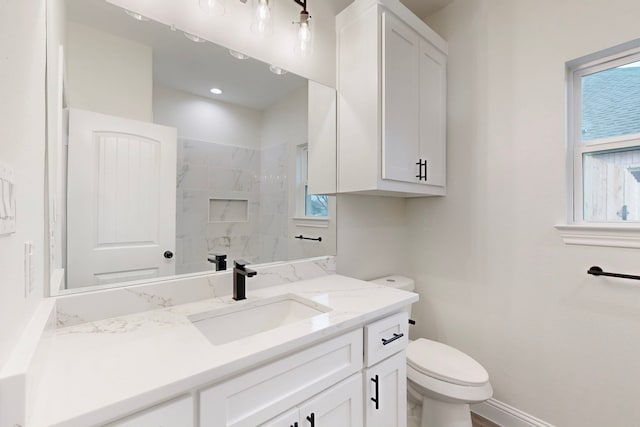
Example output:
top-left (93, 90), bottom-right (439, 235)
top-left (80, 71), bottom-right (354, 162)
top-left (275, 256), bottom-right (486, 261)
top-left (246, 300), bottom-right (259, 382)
top-left (369, 276), bottom-right (493, 427)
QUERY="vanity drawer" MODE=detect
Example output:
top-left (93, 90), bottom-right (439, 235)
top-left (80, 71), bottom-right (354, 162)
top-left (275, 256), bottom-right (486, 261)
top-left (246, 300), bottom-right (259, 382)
top-left (200, 328), bottom-right (363, 427)
top-left (364, 311), bottom-right (408, 367)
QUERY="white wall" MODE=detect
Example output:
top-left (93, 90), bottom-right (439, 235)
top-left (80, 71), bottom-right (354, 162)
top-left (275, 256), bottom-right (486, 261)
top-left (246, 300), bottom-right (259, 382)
top-left (405, 1), bottom-right (640, 426)
top-left (106, 0), bottom-right (343, 87)
top-left (66, 22), bottom-right (153, 122)
top-left (260, 87), bottom-right (338, 260)
top-left (336, 195), bottom-right (407, 280)
top-left (153, 85), bottom-right (262, 148)
top-left (0, 0), bottom-right (46, 368)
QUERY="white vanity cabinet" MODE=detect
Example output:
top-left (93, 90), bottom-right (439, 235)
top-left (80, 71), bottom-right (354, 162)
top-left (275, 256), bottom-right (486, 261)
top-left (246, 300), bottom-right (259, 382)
top-left (199, 329), bottom-right (363, 426)
top-left (364, 311), bottom-right (409, 427)
top-left (104, 395), bottom-right (194, 427)
top-left (336, 0), bottom-right (448, 197)
top-left (260, 373), bottom-right (363, 427)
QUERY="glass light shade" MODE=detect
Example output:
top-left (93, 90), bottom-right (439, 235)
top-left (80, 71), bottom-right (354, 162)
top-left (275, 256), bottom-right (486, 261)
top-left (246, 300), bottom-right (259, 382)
top-left (251, 0), bottom-right (273, 37)
top-left (294, 11), bottom-right (312, 57)
top-left (199, 0), bottom-right (226, 16)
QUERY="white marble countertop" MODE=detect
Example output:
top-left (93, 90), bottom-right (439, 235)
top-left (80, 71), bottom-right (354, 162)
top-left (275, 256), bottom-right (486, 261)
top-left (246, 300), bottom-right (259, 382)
top-left (28, 274), bottom-right (418, 427)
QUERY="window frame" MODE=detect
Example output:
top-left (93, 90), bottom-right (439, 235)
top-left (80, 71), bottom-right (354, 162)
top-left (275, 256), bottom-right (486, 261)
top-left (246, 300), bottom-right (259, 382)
top-left (295, 144), bottom-right (329, 220)
top-left (558, 42), bottom-right (640, 248)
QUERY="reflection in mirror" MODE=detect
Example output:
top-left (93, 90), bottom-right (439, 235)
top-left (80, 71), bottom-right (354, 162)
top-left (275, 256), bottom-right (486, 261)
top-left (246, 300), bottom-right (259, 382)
top-left (46, 0), bottom-right (337, 295)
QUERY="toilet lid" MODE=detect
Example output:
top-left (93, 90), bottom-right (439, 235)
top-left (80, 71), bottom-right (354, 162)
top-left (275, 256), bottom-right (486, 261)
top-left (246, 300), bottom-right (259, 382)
top-left (407, 339), bottom-right (489, 387)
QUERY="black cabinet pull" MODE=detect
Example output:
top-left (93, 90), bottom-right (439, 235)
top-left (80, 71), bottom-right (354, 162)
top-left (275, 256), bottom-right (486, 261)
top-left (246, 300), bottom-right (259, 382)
top-left (290, 423), bottom-right (298, 427)
top-left (381, 332), bottom-right (404, 346)
top-left (163, 250), bottom-right (174, 259)
top-left (371, 375), bottom-right (380, 410)
top-left (306, 413), bottom-right (315, 426)
top-left (416, 159), bottom-right (428, 181)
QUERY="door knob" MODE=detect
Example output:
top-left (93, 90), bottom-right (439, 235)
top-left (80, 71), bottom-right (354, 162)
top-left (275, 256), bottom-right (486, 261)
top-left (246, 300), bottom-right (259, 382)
top-left (163, 250), bottom-right (174, 259)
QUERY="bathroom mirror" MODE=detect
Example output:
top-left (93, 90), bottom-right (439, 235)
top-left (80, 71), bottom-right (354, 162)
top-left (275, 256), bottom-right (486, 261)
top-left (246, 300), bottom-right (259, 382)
top-left (46, 0), bottom-right (337, 295)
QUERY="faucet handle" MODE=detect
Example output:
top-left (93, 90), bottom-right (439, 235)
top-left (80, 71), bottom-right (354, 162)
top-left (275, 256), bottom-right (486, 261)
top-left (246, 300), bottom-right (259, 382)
top-left (208, 253), bottom-right (227, 262)
top-left (234, 259), bottom-right (250, 270)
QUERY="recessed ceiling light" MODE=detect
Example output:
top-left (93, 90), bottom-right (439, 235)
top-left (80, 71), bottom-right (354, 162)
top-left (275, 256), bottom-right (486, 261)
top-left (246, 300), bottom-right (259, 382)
top-left (269, 65), bottom-right (288, 75)
top-left (124, 9), bottom-right (149, 21)
top-left (210, 88), bottom-right (223, 95)
top-left (229, 50), bottom-right (249, 60)
top-left (184, 32), bottom-right (206, 43)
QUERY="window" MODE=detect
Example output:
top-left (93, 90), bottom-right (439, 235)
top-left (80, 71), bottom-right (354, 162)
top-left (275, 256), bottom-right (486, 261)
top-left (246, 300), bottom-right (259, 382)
top-left (569, 48), bottom-right (640, 225)
top-left (296, 144), bottom-right (328, 218)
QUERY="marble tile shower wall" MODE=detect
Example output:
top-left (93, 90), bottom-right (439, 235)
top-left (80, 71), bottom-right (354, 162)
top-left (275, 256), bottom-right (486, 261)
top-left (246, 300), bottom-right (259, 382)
top-left (176, 138), bottom-right (289, 274)
top-left (259, 143), bottom-right (289, 263)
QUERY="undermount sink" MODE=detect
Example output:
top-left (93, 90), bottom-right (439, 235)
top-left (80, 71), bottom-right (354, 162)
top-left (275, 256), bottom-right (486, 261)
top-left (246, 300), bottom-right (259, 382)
top-left (189, 294), bottom-right (331, 346)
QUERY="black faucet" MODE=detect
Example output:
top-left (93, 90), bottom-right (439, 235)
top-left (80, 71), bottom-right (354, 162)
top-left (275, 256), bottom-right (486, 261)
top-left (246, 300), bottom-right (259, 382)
top-left (207, 253), bottom-right (227, 271)
top-left (233, 259), bottom-right (257, 301)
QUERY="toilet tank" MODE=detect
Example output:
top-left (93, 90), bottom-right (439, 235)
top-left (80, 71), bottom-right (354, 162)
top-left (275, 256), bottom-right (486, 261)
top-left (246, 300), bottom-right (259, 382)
top-left (368, 275), bottom-right (416, 318)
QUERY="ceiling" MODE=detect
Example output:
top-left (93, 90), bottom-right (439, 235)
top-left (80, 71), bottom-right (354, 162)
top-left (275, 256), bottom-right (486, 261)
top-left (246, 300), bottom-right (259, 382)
top-left (66, 0), bottom-right (452, 110)
top-left (67, 0), bottom-right (307, 110)
top-left (399, 0), bottom-right (454, 18)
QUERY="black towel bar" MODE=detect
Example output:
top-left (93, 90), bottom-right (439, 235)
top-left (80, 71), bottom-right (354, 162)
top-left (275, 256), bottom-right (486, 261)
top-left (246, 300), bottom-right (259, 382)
top-left (587, 266), bottom-right (640, 281)
top-left (295, 234), bottom-right (322, 242)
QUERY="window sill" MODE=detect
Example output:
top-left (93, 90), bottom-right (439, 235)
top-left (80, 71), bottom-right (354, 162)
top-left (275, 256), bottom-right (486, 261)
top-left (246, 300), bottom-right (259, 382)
top-left (555, 224), bottom-right (640, 249)
top-left (293, 217), bottom-right (330, 228)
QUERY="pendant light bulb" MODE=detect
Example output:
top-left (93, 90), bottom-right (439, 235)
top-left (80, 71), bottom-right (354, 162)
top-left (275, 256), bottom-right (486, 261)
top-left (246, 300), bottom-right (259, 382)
top-left (251, 0), bottom-right (273, 37)
top-left (199, 0), bottom-right (226, 16)
top-left (294, 10), bottom-right (312, 57)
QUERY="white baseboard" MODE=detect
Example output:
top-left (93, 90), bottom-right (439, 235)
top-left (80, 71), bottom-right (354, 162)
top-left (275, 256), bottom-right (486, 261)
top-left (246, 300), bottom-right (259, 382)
top-left (471, 398), bottom-right (555, 427)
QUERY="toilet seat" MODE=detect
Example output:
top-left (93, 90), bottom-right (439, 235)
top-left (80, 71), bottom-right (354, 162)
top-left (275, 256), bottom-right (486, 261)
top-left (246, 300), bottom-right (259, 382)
top-left (407, 339), bottom-right (489, 387)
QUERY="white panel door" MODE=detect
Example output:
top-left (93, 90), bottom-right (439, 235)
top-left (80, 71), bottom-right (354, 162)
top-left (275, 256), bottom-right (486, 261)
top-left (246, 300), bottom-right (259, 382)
top-left (298, 373), bottom-right (363, 427)
top-left (67, 108), bottom-right (177, 288)
top-left (365, 351), bottom-right (407, 427)
top-left (419, 38), bottom-right (447, 187)
top-left (382, 12), bottom-right (420, 184)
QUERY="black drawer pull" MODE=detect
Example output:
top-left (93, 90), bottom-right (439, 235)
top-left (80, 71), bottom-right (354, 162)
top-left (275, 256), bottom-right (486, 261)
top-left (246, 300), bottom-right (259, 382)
top-left (306, 413), bottom-right (315, 426)
top-left (371, 375), bottom-right (380, 410)
top-left (381, 333), bottom-right (404, 346)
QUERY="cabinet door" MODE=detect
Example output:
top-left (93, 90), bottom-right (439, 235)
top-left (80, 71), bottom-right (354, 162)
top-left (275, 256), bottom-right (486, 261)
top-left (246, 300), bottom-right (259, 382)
top-left (419, 39), bottom-right (447, 187)
top-left (365, 352), bottom-right (407, 427)
top-left (298, 373), bottom-right (363, 427)
top-left (104, 395), bottom-right (193, 427)
top-left (260, 408), bottom-right (300, 427)
top-left (381, 11), bottom-right (421, 184)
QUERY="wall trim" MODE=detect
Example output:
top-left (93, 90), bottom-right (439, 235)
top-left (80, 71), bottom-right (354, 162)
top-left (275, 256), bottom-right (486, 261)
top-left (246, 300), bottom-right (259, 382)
top-left (555, 224), bottom-right (640, 249)
top-left (471, 398), bottom-right (556, 427)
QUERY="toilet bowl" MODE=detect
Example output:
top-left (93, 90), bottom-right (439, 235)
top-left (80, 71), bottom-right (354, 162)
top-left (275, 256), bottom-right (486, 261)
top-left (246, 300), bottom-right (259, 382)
top-left (369, 276), bottom-right (493, 427)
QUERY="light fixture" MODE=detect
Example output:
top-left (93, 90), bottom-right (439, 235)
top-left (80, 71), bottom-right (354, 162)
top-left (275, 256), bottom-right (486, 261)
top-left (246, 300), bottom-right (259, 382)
top-left (229, 49), bottom-right (250, 60)
top-left (124, 9), bottom-right (150, 21)
top-left (251, 0), bottom-right (273, 37)
top-left (184, 32), bottom-right (206, 43)
top-left (199, 0), bottom-right (226, 16)
top-left (210, 87), bottom-right (223, 95)
top-left (269, 64), bottom-right (288, 75)
top-left (292, 0), bottom-right (312, 57)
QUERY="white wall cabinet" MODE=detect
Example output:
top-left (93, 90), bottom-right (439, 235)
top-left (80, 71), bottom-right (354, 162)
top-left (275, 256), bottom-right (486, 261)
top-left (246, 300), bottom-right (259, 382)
top-left (261, 373), bottom-right (363, 427)
top-left (336, 0), bottom-right (447, 197)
